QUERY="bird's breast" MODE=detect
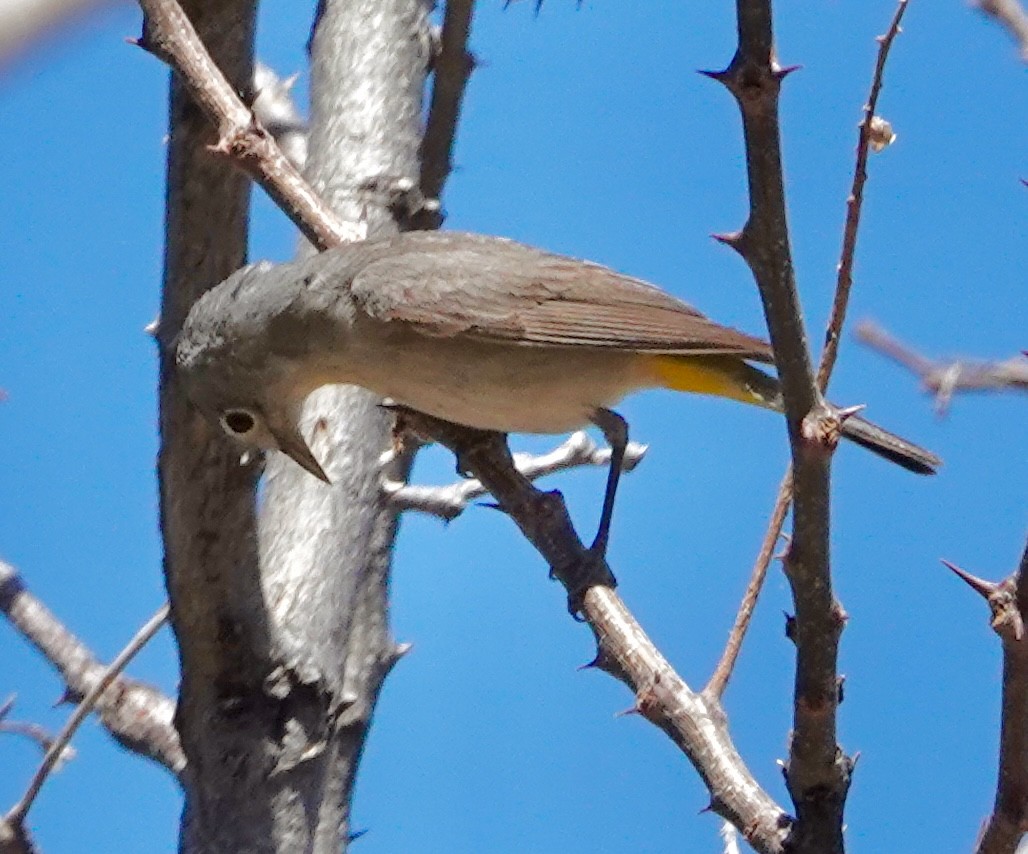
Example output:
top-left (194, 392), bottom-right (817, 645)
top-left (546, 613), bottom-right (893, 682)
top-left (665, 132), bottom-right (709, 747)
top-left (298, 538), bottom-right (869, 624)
top-left (333, 329), bottom-right (652, 434)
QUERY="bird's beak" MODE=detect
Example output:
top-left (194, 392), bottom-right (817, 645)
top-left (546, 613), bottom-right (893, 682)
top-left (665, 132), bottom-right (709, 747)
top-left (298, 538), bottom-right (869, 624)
top-left (273, 427), bottom-right (331, 484)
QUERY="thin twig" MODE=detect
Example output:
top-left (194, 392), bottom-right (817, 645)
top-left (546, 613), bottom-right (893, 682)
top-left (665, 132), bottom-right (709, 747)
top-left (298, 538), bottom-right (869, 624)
top-left (4, 604), bottom-right (170, 827)
top-left (856, 320), bottom-right (1028, 414)
top-left (413, 0), bottom-right (476, 229)
top-left (706, 0), bottom-right (911, 703)
top-left (819, 0), bottom-right (909, 388)
top-left (0, 699), bottom-right (78, 768)
top-left (706, 470), bottom-right (791, 697)
top-left (384, 431), bottom-right (646, 520)
top-left (0, 561), bottom-right (182, 771)
top-left (136, 0), bottom-right (360, 250)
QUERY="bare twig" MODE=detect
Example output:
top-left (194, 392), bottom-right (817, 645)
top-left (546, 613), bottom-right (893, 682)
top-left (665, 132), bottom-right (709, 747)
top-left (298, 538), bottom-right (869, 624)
top-left (136, 0), bottom-right (361, 250)
top-left (413, 0), bottom-right (476, 229)
top-left (707, 0), bottom-right (910, 703)
top-left (974, 0), bottom-right (1028, 61)
top-left (707, 470), bottom-right (791, 697)
top-left (4, 603), bottom-right (172, 829)
top-left (0, 561), bottom-right (182, 772)
top-left (856, 320), bottom-right (1028, 413)
top-left (820, 0), bottom-right (909, 387)
top-left (0, 698), bottom-right (77, 768)
top-left (946, 540), bottom-right (1028, 854)
top-left (384, 431), bottom-right (647, 520)
top-left (393, 409), bottom-right (792, 854)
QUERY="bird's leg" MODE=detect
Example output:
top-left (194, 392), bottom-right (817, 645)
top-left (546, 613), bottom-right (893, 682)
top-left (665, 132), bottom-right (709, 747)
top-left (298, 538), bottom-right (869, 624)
top-left (557, 408), bottom-right (625, 618)
top-left (589, 408), bottom-right (628, 559)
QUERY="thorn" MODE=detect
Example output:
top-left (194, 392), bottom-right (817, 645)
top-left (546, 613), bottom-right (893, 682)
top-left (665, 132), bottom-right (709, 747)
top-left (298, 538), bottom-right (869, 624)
top-left (773, 63), bottom-right (802, 80)
top-left (784, 612), bottom-right (797, 642)
top-left (837, 674), bottom-right (846, 704)
top-left (613, 704), bottom-right (641, 719)
top-left (125, 34), bottom-right (151, 52)
top-left (392, 642), bottom-right (413, 660)
top-left (0, 695), bottom-right (14, 721)
top-left (578, 646), bottom-right (614, 673)
top-left (697, 68), bottom-right (730, 83)
top-left (711, 230), bottom-right (743, 248)
top-left (475, 501), bottom-right (504, 513)
top-left (54, 689), bottom-right (76, 707)
top-left (942, 559), bottom-right (997, 600)
top-left (143, 316), bottom-right (160, 336)
top-left (835, 403), bottom-right (866, 422)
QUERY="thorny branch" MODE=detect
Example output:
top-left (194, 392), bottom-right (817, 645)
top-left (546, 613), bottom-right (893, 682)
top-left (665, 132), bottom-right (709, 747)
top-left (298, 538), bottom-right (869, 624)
top-left (136, 0), bottom-right (360, 250)
top-left (712, 2), bottom-right (843, 848)
top-left (395, 409), bottom-right (792, 854)
top-left (701, 0), bottom-right (922, 848)
top-left (708, 0), bottom-right (911, 703)
top-left (856, 320), bottom-right (1028, 414)
top-left (384, 431), bottom-right (646, 520)
top-left (413, 0), bottom-right (476, 229)
top-left (945, 539), bottom-right (1028, 854)
top-left (0, 561), bottom-right (182, 773)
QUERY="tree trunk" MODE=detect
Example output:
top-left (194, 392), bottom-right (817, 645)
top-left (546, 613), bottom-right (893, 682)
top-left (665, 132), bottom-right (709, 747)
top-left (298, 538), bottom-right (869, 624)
top-left (157, 1), bottom-right (429, 850)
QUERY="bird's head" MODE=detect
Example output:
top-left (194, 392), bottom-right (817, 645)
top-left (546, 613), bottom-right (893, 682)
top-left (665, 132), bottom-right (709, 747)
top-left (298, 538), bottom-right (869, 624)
top-left (174, 263), bottom-right (331, 484)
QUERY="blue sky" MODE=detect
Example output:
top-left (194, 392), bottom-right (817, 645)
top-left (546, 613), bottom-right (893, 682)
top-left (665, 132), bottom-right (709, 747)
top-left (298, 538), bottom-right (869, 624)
top-left (1, 1), bottom-right (1025, 851)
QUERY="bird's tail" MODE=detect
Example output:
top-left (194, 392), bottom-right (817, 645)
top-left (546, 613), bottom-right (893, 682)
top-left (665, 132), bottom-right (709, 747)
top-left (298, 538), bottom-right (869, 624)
top-left (651, 354), bottom-right (940, 475)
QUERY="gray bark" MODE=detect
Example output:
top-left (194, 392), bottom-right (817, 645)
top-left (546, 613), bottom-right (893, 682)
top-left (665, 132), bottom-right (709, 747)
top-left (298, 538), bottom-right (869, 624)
top-left (157, 1), bottom-right (428, 851)
top-left (255, 0), bottom-right (430, 847)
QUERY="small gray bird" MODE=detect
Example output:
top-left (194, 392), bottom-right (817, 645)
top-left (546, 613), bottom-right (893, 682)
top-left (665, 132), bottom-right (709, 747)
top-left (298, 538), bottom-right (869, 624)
top-left (176, 231), bottom-right (939, 555)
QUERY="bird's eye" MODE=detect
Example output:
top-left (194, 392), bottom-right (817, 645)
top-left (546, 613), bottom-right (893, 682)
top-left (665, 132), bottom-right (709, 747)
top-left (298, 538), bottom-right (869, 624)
top-left (220, 409), bottom-right (257, 436)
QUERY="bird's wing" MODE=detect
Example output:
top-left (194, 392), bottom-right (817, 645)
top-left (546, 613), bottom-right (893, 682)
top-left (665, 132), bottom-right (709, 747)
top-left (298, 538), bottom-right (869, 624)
top-left (348, 232), bottom-right (774, 362)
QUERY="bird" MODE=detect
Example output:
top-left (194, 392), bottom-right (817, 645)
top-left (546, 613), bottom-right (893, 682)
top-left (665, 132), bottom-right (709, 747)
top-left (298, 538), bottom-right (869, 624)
top-left (176, 230), bottom-right (940, 558)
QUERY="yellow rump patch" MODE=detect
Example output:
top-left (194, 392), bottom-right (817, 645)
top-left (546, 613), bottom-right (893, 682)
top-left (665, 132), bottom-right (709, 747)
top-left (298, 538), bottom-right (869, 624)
top-left (648, 354), bottom-right (774, 408)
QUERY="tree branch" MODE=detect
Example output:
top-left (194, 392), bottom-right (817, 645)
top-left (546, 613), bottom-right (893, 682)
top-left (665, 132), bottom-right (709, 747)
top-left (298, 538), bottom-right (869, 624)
top-left (703, 0), bottom-right (891, 846)
top-left (707, 469), bottom-right (791, 698)
top-left (255, 0), bottom-right (431, 846)
top-left (0, 561), bottom-right (182, 772)
top-left (394, 409), bottom-right (792, 854)
top-left (0, 697), bottom-right (77, 767)
top-left (707, 0), bottom-right (910, 706)
top-left (136, 0), bottom-right (362, 251)
top-left (4, 603), bottom-right (172, 830)
top-left (856, 320), bottom-right (1028, 413)
top-left (384, 431), bottom-right (646, 520)
top-left (412, 0), bottom-right (476, 229)
top-left (945, 539), bottom-right (1028, 854)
